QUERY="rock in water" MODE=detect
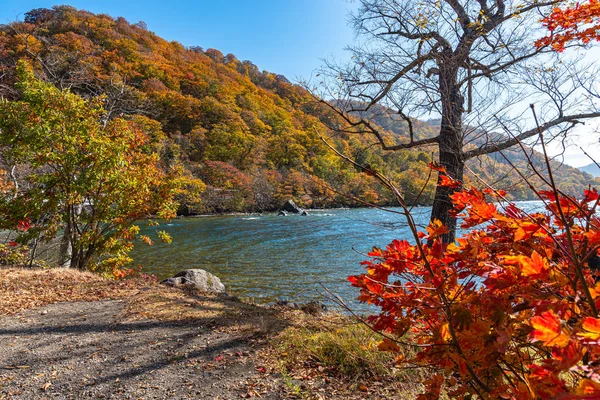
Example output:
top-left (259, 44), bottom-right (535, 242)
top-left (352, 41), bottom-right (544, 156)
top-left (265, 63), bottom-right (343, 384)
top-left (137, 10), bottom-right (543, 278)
top-left (281, 199), bottom-right (303, 214)
top-left (161, 269), bottom-right (226, 293)
top-left (277, 210), bottom-right (287, 216)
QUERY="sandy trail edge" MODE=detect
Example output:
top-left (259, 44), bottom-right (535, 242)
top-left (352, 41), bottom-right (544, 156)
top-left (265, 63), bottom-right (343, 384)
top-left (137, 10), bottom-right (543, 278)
top-left (0, 299), bottom-right (284, 399)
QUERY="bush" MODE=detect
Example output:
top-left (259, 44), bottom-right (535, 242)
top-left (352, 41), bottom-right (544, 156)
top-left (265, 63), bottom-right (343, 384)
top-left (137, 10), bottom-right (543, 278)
top-left (350, 168), bottom-right (600, 398)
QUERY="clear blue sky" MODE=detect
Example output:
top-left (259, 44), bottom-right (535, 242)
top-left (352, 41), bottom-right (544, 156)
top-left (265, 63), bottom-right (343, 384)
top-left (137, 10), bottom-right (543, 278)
top-left (0, 0), bottom-right (356, 81)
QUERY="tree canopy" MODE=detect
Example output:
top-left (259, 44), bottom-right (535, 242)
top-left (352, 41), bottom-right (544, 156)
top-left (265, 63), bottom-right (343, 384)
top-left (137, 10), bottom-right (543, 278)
top-left (0, 61), bottom-right (178, 274)
top-left (316, 0), bottom-right (600, 240)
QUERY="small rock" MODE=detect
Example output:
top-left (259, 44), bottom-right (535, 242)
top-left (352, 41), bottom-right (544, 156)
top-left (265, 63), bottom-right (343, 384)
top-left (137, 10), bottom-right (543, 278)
top-left (274, 299), bottom-right (326, 314)
top-left (300, 301), bottom-right (327, 315)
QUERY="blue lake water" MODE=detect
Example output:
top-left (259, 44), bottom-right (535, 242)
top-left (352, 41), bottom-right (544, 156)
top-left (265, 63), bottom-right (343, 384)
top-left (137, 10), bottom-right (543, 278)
top-left (130, 201), bottom-right (545, 310)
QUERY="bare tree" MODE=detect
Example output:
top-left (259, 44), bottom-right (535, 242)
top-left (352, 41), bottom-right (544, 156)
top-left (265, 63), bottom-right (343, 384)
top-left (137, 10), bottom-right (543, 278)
top-left (315, 0), bottom-right (600, 241)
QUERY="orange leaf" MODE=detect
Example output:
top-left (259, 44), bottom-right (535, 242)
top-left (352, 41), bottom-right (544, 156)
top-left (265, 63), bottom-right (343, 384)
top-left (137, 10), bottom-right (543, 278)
top-left (378, 338), bottom-right (401, 352)
top-left (426, 219), bottom-right (449, 239)
top-left (521, 251), bottom-right (549, 277)
top-left (438, 174), bottom-right (461, 188)
top-left (530, 310), bottom-right (570, 347)
top-left (428, 161), bottom-right (446, 172)
top-left (578, 379), bottom-right (600, 396)
top-left (579, 317), bottom-right (600, 340)
top-left (514, 227), bottom-right (526, 242)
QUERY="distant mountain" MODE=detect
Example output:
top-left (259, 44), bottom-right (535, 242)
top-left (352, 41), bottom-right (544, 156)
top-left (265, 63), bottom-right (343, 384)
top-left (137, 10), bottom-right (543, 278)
top-left (579, 163), bottom-right (600, 177)
top-left (348, 103), bottom-right (595, 200)
top-left (0, 6), bottom-right (594, 212)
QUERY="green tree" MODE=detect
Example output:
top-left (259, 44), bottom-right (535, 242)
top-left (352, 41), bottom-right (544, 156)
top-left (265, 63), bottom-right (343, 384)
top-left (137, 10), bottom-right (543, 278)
top-left (0, 61), bottom-right (178, 275)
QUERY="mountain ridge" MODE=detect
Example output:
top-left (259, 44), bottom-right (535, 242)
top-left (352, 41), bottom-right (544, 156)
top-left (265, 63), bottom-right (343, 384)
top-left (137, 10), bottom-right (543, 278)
top-left (0, 5), bottom-right (594, 212)
top-left (579, 163), bottom-right (600, 177)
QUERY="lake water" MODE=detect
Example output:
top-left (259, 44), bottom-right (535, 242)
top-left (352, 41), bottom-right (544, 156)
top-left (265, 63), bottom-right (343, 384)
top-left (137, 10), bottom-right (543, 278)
top-left (130, 202), bottom-right (545, 310)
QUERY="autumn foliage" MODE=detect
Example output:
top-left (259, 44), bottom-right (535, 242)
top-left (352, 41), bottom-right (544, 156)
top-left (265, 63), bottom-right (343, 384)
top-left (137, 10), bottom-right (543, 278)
top-left (0, 6), bottom-right (592, 214)
top-left (350, 172), bottom-right (600, 398)
top-left (537, 0), bottom-right (600, 51)
top-left (0, 61), bottom-right (179, 275)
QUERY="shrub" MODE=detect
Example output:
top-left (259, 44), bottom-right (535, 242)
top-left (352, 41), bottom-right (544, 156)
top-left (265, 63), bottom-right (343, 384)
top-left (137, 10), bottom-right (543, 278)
top-left (350, 170), bottom-right (600, 398)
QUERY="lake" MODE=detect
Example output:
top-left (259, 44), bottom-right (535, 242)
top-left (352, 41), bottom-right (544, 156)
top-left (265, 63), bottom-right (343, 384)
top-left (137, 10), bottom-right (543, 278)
top-left (130, 201), bottom-right (545, 310)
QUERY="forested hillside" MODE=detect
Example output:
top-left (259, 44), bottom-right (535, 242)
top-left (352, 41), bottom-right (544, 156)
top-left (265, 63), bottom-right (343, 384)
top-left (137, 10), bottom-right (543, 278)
top-left (580, 163), bottom-right (600, 177)
top-left (0, 6), bottom-right (593, 213)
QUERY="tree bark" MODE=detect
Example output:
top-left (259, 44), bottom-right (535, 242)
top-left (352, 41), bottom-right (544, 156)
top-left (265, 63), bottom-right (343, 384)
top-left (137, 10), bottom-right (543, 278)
top-left (431, 67), bottom-right (464, 243)
top-left (59, 204), bottom-right (83, 268)
top-left (58, 207), bottom-right (73, 268)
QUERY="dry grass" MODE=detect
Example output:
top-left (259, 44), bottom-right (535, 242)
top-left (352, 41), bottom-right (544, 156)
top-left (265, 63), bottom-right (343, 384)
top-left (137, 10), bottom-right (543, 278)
top-left (124, 285), bottom-right (289, 335)
top-left (0, 267), bottom-right (286, 337)
top-left (0, 266), bottom-right (156, 316)
top-left (262, 312), bottom-right (428, 399)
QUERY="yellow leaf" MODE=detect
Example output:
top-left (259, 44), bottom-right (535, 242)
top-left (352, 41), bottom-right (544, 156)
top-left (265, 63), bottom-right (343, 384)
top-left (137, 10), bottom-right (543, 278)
top-left (440, 323), bottom-right (453, 342)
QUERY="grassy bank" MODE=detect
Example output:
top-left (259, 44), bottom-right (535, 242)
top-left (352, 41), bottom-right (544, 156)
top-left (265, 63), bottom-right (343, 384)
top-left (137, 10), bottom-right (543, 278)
top-left (263, 311), bottom-right (428, 399)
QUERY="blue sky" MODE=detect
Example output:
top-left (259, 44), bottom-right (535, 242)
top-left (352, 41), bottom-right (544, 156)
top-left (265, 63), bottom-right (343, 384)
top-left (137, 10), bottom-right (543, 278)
top-left (0, 0), bottom-right (356, 81)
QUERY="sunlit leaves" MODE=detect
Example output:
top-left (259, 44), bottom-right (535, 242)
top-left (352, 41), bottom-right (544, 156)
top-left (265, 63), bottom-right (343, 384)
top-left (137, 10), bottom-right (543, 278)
top-left (537, 0), bottom-right (600, 51)
top-left (350, 182), bottom-right (600, 398)
top-left (530, 310), bottom-right (570, 347)
top-left (580, 317), bottom-right (600, 340)
top-left (0, 61), bottom-right (179, 276)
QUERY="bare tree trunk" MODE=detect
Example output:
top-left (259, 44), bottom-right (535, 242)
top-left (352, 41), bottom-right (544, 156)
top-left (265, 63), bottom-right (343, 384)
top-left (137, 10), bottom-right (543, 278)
top-left (431, 68), bottom-right (464, 243)
top-left (59, 204), bottom-right (82, 268)
top-left (58, 207), bottom-right (72, 268)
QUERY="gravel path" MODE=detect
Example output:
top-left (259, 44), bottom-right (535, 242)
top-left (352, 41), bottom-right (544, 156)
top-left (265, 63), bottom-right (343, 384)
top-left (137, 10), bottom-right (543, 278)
top-left (0, 299), bottom-right (284, 399)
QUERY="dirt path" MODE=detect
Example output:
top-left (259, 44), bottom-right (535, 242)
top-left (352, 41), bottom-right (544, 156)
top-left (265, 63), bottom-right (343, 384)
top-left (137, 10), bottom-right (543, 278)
top-left (0, 299), bottom-right (285, 399)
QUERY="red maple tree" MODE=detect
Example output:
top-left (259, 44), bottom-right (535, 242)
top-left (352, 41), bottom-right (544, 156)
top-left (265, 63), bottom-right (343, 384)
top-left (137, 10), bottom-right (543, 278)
top-left (538, 0), bottom-right (600, 50)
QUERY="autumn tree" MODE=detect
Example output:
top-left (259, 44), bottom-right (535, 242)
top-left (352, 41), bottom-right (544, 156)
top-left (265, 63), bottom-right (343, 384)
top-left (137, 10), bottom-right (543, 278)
top-left (0, 61), bottom-right (178, 274)
top-left (349, 149), bottom-right (600, 397)
top-left (317, 0), bottom-right (600, 241)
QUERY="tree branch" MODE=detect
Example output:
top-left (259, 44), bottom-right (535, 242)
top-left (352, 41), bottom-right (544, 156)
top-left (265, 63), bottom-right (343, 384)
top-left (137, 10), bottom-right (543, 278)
top-left (463, 111), bottom-right (600, 159)
top-left (318, 97), bottom-right (440, 151)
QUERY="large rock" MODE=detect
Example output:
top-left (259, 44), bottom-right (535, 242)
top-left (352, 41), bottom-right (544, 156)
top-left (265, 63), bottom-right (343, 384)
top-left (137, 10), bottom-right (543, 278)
top-left (160, 269), bottom-right (226, 293)
top-left (281, 199), bottom-right (303, 214)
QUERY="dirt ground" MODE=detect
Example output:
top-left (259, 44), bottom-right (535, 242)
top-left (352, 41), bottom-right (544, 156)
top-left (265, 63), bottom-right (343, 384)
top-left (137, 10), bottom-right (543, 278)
top-left (0, 268), bottom-right (411, 400)
top-left (0, 296), bottom-right (287, 399)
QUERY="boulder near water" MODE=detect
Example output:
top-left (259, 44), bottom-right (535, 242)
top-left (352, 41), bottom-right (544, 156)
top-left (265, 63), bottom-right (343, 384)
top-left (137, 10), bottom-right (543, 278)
top-left (160, 269), bottom-right (226, 293)
top-left (281, 199), bottom-right (307, 215)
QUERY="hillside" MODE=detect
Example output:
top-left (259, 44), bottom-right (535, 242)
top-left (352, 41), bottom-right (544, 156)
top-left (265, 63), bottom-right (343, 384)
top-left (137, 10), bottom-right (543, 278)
top-left (348, 105), bottom-right (596, 201)
top-left (579, 163), bottom-right (600, 177)
top-left (0, 6), bottom-right (593, 212)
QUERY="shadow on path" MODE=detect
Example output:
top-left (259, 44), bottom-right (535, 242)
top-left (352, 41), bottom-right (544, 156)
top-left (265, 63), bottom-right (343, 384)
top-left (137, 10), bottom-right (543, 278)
top-left (0, 294), bottom-right (288, 399)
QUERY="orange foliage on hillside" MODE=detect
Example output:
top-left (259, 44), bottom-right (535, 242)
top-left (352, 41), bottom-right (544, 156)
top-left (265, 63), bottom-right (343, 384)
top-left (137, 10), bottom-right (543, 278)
top-left (0, 6), bottom-right (592, 212)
